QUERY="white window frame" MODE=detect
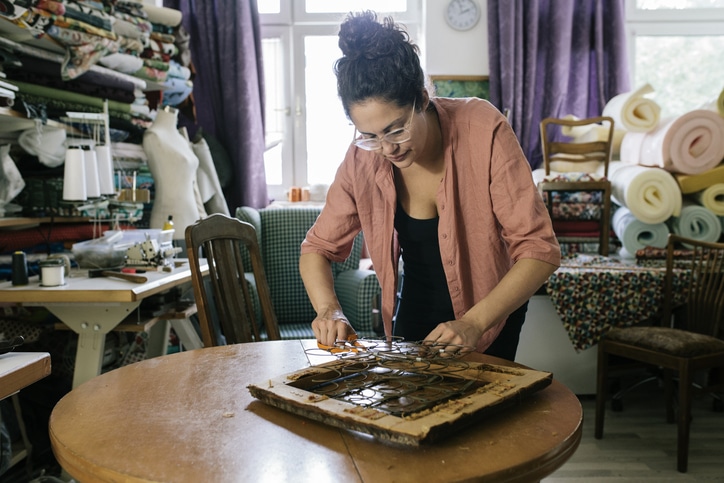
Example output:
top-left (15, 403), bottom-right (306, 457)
top-left (625, 1), bottom-right (724, 84)
top-left (260, 1), bottom-right (421, 201)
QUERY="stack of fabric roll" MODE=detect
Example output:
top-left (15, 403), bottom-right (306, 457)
top-left (606, 84), bottom-right (724, 257)
top-left (0, 1), bottom-right (190, 136)
top-left (0, 1), bottom-right (192, 221)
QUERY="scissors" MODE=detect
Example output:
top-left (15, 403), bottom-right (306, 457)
top-left (316, 335), bottom-right (366, 354)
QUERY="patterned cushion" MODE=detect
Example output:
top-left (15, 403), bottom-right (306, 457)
top-left (605, 326), bottom-right (724, 357)
top-left (540, 172), bottom-right (607, 182)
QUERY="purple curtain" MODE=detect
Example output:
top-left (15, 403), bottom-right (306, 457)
top-left (164, 0), bottom-right (268, 209)
top-left (487, 0), bottom-right (630, 169)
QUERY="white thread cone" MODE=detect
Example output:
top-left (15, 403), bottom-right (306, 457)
top-left (62, 147), bottom-right (87, 201)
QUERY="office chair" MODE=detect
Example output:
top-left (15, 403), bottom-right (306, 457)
top-left (595, 233), bottom-right (724, 472)
top-left (185, 213), bottom-right (281, 346)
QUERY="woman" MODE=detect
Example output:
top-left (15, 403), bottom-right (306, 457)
top-left (299, 11), bottom-right (560, 360)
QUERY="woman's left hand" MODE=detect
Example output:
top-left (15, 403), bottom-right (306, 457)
top-left (423, 318), bottom-right (483, 355)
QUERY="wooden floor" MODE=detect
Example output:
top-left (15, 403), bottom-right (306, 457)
top-left (544, 377), bottom-right (724, 482)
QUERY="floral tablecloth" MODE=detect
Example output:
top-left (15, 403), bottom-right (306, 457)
top-left (545, 254), bottom-right (688, 352)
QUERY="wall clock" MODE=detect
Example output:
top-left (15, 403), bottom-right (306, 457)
top-left (445, 0), bottom-right (481, 32)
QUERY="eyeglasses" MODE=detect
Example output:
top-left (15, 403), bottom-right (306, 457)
top-left (352, 101), bottom-right (416, 151)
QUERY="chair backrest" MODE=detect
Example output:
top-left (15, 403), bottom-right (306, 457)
top-left (185, 213), bottom-right (281, 346)
top-left (236, 206), bottom-right (364, 325)
top-left (540, 116), bottom-right (615, 177)
top-left (537, 116), bottom-right (615, 256)
top-left (663, 233), bottom-right (724, 338)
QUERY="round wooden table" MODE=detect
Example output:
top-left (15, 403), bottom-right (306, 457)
top-left (49, 340), bottom-right (582, 482)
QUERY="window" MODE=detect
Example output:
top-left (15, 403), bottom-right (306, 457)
top-left (259, 1), bottom-right (420, 201)
top-left (626, 0), bottom-right (724, 118)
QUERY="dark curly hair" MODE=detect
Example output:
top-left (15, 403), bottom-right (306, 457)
top-left (335, 11), bottom-right (425, 115)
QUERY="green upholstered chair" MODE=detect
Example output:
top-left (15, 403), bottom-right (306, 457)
top-left (236, 205), bottom-right (381, 340)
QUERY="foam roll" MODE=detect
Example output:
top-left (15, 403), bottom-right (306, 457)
top-left (612, 206), bottom-right (670, 258)
top-left (694, 183), bottom-right (724, 215)
top-left (668, 200), bottom-right (721, 245)
top-left (602, 83), bottom-right (661, 132)
top-left (62, 146), bottom-right (86, 201)
top-left (675, 163), bottom-right (724, 194)
top-left (96, 144), bottom-right (115, 195)
top-left (622, 110), bottom-right (724, 175)
top-left (608, 163), bottom-right (682, 224)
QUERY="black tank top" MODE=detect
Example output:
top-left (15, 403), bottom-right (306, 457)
top-left (393, 203), bottom-right (455, 342)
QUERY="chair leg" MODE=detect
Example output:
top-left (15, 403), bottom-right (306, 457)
top-left (677, 362), bottom-right (692, 473)
top-left (664, 369), bottom-right (675, 424)
top-left (595, 344), bottom-right (608, 439)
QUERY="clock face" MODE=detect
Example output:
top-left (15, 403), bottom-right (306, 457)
top-left (445, 0), bottom-right (480, 31)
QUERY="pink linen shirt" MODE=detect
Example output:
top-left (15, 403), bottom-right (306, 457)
top-left (301, 97), bottom-right (560, 352)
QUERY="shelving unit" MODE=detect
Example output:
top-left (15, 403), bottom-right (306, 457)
top-left (0, 216), bottom-right (90, 229)
top-left (0, 106), bottom-right (74, 134)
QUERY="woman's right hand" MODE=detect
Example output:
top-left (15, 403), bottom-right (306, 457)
top-left (312, 307), bottom-right (356, 347)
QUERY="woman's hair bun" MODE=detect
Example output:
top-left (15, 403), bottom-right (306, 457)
top-left (338, 11), bottom-right (406, 61)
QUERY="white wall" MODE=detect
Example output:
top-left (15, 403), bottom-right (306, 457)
top-left (517, 296), bottom-right (598, 395)
top-left (422, 0), bottom-right (489, 76)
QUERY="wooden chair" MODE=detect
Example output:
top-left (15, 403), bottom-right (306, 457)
top-left (595, 233), bottom-right (724, 472)
top-left (537, 116), bottom-right (615, 256)
top-left (185, 213), bottom-right (281, 346)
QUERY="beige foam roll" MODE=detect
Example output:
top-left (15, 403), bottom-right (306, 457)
top-left (559, 115), bottom-right (595, 138)
top-left (548, 160), bottom-right (604, 174)
top-left (603, 83), bottom-right (661, 132)
top-left (608, 163), bottom-right (682, 224)
top-left (557, 115), bottom-right (624, 157)
top-left (694, 183), bottom-right (724, 215)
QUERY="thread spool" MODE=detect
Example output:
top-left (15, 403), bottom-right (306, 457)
top-left (11, 251), bottom-right (29, 286)
top-left (47, 253), bottom-right (71, 277)
top-left (96, 144), bottom-right (115, 195)
top-left (83, 145), bottom-right (101, 198)
top-left (289, 186), bottom-right (302, 202)
top-left (39, 258), bottom-right (66, 287)
top-left (62, 146), bottom-right (87, 201)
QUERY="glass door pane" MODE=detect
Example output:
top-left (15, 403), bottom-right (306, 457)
top-left (304, 35), bottom-right (351, 186)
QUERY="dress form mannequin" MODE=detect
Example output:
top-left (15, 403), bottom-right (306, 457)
top-left (143, 106), bottom-right (205, 238)
top-left (192, 135), bottom-right (229, 216)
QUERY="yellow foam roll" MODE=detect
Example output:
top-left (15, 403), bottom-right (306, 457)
top-left (608, 163), bottom-right (682, 224)
top-left (694, 183), bottom-right (724, 215)
top-left (675, 163), bottom-right (724, 194)
top-left (603, 84), bottom-right (661, 133)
